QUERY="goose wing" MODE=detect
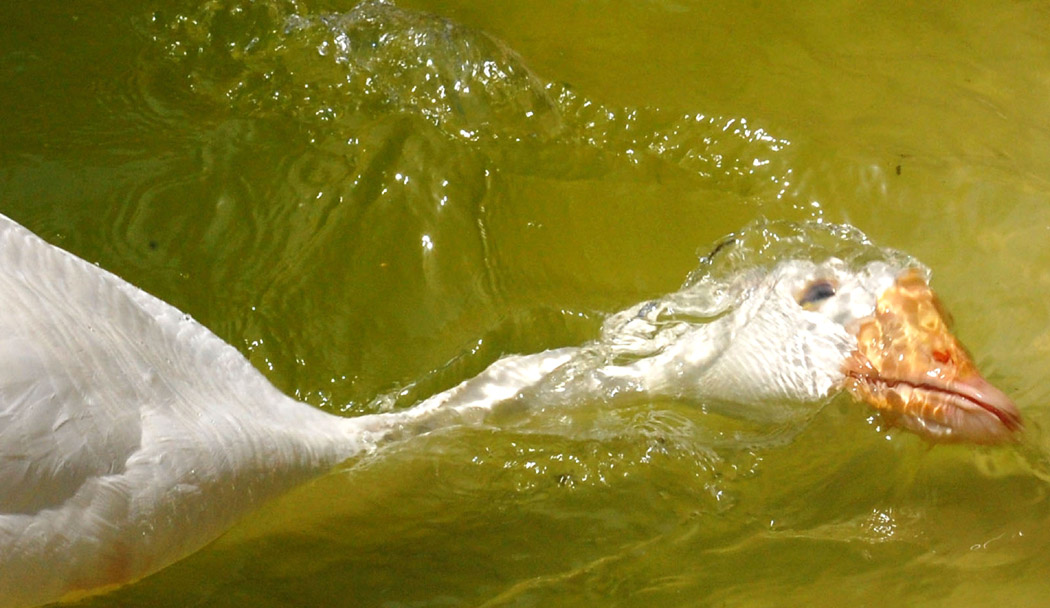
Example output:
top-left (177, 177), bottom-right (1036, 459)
top-left (0, 217), bottom-right (147, 514)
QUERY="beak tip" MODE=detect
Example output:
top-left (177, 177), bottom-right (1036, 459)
top-left (957, 375), bottom-right (1024, 441)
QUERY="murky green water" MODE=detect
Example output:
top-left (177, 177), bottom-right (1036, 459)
top-left (2, 1), bottom-right (1050, 606)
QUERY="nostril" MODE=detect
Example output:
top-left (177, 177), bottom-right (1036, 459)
top-left (932, 349), bottom-right (951, 364)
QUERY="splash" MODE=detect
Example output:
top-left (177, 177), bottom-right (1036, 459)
top-left (147, 0), bottom-right (795, 200)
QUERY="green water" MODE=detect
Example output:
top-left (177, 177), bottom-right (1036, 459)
top-left (3, 0), bottom-right (1050, 606)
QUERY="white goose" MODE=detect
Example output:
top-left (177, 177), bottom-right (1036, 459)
top-left (0, 213), bottom-right (1020, 608)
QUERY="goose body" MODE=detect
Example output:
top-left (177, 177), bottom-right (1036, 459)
top-left (0, 215), bottom-right (374, 605)
top-left (0, 213), bottom-right (1020, 607)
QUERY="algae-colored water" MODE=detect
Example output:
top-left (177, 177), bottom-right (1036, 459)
top-left (2, 1), bottom-right (1049, 606)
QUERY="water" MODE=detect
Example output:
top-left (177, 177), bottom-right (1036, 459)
top-left (2, 1), bottom-right (1049, 606)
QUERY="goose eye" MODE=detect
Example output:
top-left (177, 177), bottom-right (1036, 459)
top-left (798, 280), bottom-right (836, 308)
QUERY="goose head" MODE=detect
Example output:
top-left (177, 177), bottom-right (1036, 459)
top-left (770, 258), bottom-right (1020, 443)
top-left (599, 221), bottom-right (1022, 444)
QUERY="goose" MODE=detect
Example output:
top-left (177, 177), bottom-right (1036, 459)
top-left (0, 212), bottom-right (1020, 608)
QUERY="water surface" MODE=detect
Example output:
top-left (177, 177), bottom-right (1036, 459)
top-left (2, 1), bottom-right (1049, 606)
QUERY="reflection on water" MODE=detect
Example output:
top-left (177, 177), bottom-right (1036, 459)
top-left (2, 0), bottom-right (1050, 606)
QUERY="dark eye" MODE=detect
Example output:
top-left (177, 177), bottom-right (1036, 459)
top-left (798, 280), bottom-right (836, 308)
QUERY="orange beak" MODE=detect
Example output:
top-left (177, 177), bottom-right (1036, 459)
top-left (843, 269), bottom-right (1022, 444)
